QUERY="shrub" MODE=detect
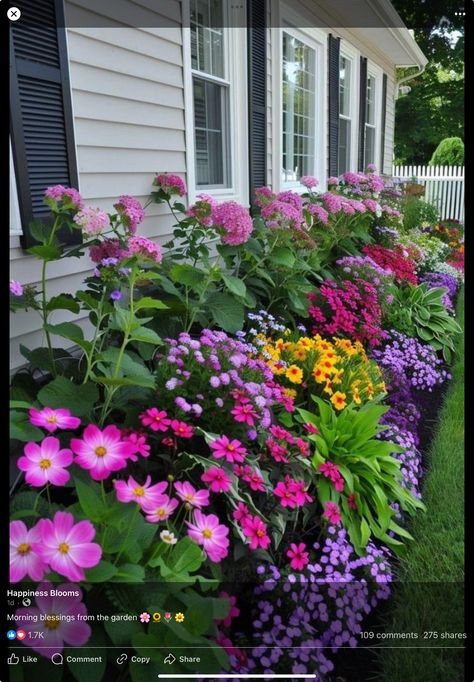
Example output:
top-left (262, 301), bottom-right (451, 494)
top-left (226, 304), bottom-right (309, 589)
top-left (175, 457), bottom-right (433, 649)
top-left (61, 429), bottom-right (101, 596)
top-left (429, 137), bottom-right (464, 166)
top-left (399, 195), bottom-right (440, 231)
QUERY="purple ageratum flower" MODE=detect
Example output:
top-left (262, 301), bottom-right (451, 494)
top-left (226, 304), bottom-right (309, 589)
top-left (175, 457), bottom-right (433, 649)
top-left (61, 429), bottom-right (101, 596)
top-left (110, 290), bottom-right (122, 301)
top-left (10, 280), bottom-right (23, 296)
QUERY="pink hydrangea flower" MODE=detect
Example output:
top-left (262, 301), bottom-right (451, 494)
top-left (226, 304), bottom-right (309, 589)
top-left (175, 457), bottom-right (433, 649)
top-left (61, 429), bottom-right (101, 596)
top-left (127, 236), bottom-right (162, 263)
top-left (10, 280), bottom-right (24, 296)
top-left (231, 402), bottom-right (258, 426)
top-left (170, 420), bottom-right (194, 438)
top-left (232, 502), bottom-right (251, 524)
top-left (187, 194), bottom-right (216, 226)
top-left (114, 195), bottom-right (145, 234)
top-left (89, 238), bottom-right (128, 263)
top-left (17, 437), bottom-right (73, 487)
top-left (140, 408), bottom-right (171, 432)
top-left (73, 207), bottom-right (110, 235)
top-left (300, 175), bottom-right (319, 189)
top-left (29, 407), bottom-right (81, 433)
top-left (70, 424), bottom-right (131, 481)
top-left (201, 467), bottom-right (232, 493)
top-left (323, 501), bottom-right (342, 524)
top-left (327, 176), bottom-right (340, 185)
top-left (186, 509), bottom-right (229, 562)
top-left (210, 435), bottom-right (247, 463)
top-left (241, 515), bottom-right (271, 550)
top-left (154, 173), bottom-right (187, 196)
top-left (211, 201), bottom-right (253, 245)
top-left (14, 582), bottom-right (91, 657)
top-left (287, 542), bottom-right (309, 570)
top-left (114, 475), bottom-right (168, 508)
top-left (44, 185), bottom-right (83, 209)
top-left (254, 186), bottom-right (275, 208)
top-left (10, 520), bottom-right (48, 583)
top-left (174, 481), bottom-right (210, 508)
top-left (36, 511), bottom-right (102, 581)
top-left (141, 495), bottom-right (179, 523)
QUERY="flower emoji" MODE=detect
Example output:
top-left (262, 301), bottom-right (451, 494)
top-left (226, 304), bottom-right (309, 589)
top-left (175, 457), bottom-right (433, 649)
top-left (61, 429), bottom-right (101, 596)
top-left (175, 612), bottom-right (185, 623)
top-left (139, 612), bottom-right (150, 623)
top-left (164, 612), bottom-right (172, 622)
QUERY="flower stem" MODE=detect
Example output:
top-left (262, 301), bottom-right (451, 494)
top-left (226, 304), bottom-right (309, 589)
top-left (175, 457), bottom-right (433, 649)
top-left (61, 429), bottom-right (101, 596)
top-left (113, 504), bottom-right (140, 566)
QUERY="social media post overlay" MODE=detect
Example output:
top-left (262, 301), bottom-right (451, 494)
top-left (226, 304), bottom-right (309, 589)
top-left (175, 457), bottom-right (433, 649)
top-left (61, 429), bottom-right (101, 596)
top-left (6, 578), bottom-right (466, 680)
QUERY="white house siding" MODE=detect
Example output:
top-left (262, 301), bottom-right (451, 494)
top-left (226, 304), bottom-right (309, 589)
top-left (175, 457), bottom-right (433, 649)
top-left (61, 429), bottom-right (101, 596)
top-left (10, 0), bottom-right (186, 371)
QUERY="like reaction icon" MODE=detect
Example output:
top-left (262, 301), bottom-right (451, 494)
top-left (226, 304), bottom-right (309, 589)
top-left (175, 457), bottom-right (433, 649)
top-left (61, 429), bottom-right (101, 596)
top-left (8, 653), bottom-right (20, 665)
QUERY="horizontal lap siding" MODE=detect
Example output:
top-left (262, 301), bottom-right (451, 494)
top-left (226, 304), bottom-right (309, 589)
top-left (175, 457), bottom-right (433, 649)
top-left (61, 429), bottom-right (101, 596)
top-left (10, 1), bottom-right (185, 371)
top-left (384, 73), bottom-right (396, 174)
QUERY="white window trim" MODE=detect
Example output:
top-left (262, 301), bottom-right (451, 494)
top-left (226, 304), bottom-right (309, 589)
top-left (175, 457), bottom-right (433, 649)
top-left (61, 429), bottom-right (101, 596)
top-left (271, 18), bottom-right (327, 194)
top-left (10, 139), bottom-right (23, 236)
top-left (182, 0), bottom-right (249, 206)
top-left (338, 41), bottom-right (359, 174)
top-left (364, 62), bottom-right (383, 170)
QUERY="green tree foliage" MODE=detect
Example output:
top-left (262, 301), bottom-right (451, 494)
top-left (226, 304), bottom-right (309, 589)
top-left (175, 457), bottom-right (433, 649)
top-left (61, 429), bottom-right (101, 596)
top-left (429, 136), bottom-right (464, 165)
top-left (391, 0), bottom-right (464, 164)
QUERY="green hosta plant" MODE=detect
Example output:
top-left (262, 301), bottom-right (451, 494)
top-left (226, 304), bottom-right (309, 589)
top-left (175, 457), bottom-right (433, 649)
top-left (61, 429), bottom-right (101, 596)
top-left (298, 397), bottom-right (425, 554)
top-left (384, 283), bottom-right (461, 362)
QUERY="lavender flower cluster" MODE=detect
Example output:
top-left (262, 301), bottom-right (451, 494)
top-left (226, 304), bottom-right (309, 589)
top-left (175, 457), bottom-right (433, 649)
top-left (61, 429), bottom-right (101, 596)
top-left (336, 255), bottom-right (394, 293)
top-left (224, 528), bottom-right (392, 678)
top-left (419, 271), bottom-right (459, 314)
top-left (378, 423), bottom-right (422, 499)
top-left (371, 331), bottom-right (451, 393)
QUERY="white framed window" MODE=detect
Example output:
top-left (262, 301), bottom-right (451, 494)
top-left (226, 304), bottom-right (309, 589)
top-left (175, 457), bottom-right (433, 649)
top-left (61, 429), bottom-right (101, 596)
top-left (338, 50), bottom-right (358, 174)
top-left (364, 66), bottom-right (382, 169)
top-left (183, 0), bottom-right (248, 204)
top-left (271, 21), bottom-right (326, 192)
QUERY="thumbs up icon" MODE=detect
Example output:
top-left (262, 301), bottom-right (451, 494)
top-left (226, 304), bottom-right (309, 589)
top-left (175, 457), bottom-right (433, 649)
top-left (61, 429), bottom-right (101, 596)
top-left (8, 653), bottom-right (20, 665)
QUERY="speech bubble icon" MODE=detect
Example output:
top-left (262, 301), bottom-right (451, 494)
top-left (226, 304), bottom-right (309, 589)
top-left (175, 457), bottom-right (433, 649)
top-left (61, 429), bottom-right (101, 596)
top-left (51, 653), bottom-right (64, 665)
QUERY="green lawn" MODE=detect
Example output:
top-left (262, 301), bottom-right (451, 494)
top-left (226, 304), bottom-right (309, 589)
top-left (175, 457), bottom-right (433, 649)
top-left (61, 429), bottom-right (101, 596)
top-left (378, 289), bottom-right (464, 682)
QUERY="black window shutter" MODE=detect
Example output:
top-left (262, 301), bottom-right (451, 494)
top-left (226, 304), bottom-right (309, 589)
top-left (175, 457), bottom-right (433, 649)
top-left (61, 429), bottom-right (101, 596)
top-left (247, 0), bottom-right (267, 205)
top-left (10, 0), bottom-right (81, 249)
top-left (358, 56), bottom-right (368, 172)
top-left (380, 72), bottom-right (388, 173)
top-left (327, 34), bottom-right (340, 178)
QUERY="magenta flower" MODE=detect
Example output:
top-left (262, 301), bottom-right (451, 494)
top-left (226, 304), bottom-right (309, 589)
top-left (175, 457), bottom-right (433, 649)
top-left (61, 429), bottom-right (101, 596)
top-left (10, 521), bottom-right (48, 583)
top-left (241, 466), bottom-right (266, 492)
top-left (36, 512), bottom-right (102, 581)
top-left (17, 437), bottom-right (73, 487)
top-left (300, 175), bottom-right (319, 189)
top-left (114, 195), bottom-right (145, 234)
top-left (170, 420), bottom-right (194, 438)
top-left (273, 481), bottom-right (297, 508)
top-left (186, 510), bottom-right (229, 562)
top-left (14, 582), bottom-right (91, 657)
top-left (73, 206), bottom-right (110, 235)
top-left (211, 201), bottom-right (253, 246)
top-left (210, 435), bottom-right (247, 463)
top-left (127, 235), bottom-right (162, 263)
top-left (319, 462), bottom-right (344, 492)
top-left (241, 515), bottom-right (271, 550)
top-left (29, 407), bottom-right (81, 434)
top-left (114, 475), bottom-right (168, 508)
top-left (141, 495), bottom-right (179, 523)
top-left (218, 591), bottom-right (240, 627)
top-left (232, 502), bottom-right (251, 524)
top-left (303, 422), bottom-right (319, 435)
top-left (288, 479), bottom-right (314, 505)
top-left (122, 431), bottom-right (150, 460)
top-left (154, 173), bottom-right (187, 197)
top-left (287, 542), bottom-right (309, 571)
top-left (201, 467), bottom-right (232, 493)
top-left (347, 493), bottom-right (358, 510)
top-left (323, 501), bottom-right (342, 525)
top-left (140, 407), bottom-right (171, 432)
top-left (231, 402), bottom-right (258, 426)
top-left (70, 424), bottom-right (131, 481)
top-left (10, 280), bottom-right (24, 296)
top-left (44, 185), bottom-right (83, 209)
top-left (174, 481), bottom-right (210, 508)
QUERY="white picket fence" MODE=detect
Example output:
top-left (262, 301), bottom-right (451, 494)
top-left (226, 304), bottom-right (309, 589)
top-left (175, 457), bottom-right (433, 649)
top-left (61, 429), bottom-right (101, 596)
top-left (391, 165), bottom-right (465, 223)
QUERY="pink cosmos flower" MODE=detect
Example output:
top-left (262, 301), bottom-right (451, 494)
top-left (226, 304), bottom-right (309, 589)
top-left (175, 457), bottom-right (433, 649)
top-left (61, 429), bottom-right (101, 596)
top-left (122, 431), bottom-right (150, 460)
top-left (174, 481), bottom-right (210, 508)
top-left (17, 437), bottom-right (73, 487)
top-left (114, 475), bottom-right (168, 508)
top-left (29, 407), bottom-right (81, 433)
top-left (287, 542), bottom-right (309, 571)
top-left (323, 501), bottom-right (342, 525)
top-left (241, 515), bottom-right (271, 550)
top-left (14, 582), bottom-right (91, 657)
top-left (73, 207), bottom-right (110, 235)
top-left (201, 467), bottom-right (232, 493)
top-left (141, 495), bottom-right (179, 523)
top-left (232, 502), bottom-right (251, 524)
top-left (36, 512), bottom-right (102, 581)
top-left (273, 481), bottom-right (297, 508)
top-left (10, 520), bottom-right (48, 583)
top-left (231, 402), bottom-right (258, 426)
top-left (217, 591), bottom-right (240, 627)
top-left (10, 280), bottom-right (24, 296)
top-left (71, 424), bottom-right (131, 481)
top-left (140, 407), bottom-right (171, 432)
top-left (241, 467), bottom-right (266, 492)
top-left (210, 435), bottom-right (247, 463)
top-left (266, 437), bottom-right (289, 463)
top-left (186, 509), bottom-right (229, 562)
top-left (170, 420), bottom-right (194, 438)
top-left (287, 478), bottom-right (313, 505)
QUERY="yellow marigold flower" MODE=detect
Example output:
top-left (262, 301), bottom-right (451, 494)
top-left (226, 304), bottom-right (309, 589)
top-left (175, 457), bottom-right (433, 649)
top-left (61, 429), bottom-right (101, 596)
top-left (323, 381), bottom-right (334, 395)
top-left (332, 369), bottom-right (344, 385)
top-left (313, 366), bottom-right (326, 383)
top-left (335, 339), bottom-right (353, 351)
top-left (286, 365), bottom-right (303, 384)
top-left (318, 340), bottom-right (332, 351)
top-left (293, 348), bottom-right (307, 361)
top-left (331, 391), bottom-right (347, 410)
top-left (269, 360), bottom-right (286, 375)
top-left (298, 337), bottom-right (313, 349)
top-left (275, 338), bottom-right (285, 350)
top-left (352, 388), bottom-right (362, 405)
top-left (284, 387), bottom-right (297, 399)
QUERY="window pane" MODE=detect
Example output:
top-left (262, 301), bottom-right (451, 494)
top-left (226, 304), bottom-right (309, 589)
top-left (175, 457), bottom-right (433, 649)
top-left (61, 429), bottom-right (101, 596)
top-left (282, 32), bottom-right (315, 183)
top-left (193, 77), bottom-right (229, 187)
top-left (339, 56), bottom-right (351, 117)
top-left (190, 0), bottom-right (224, 78)
top-left (338, 117), bottom-right (351, 173)
top-left (366, 75), bottom-right (375, 125)
top-left (364, 125), bottom-right (376, 166)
